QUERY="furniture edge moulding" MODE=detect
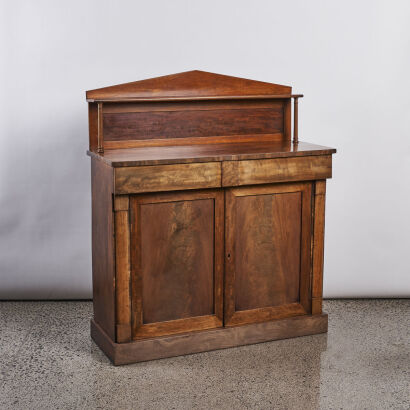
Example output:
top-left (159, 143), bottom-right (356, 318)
top-left (86, 94), bottom-right (304, 103)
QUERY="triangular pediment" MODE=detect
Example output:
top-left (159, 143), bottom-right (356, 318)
top-left (86, 70), bottom-right (291, 101)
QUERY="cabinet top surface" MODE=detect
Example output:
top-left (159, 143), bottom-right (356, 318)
top-left (87, 140), bottom-right (336, 167)
top-left (86, 70), bottom-right (294, 102)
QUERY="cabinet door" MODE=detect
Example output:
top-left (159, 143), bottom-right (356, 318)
top-left (130, 189), bottom-right (223, 339)
top-left (225, 182), bottom-right (312, 327)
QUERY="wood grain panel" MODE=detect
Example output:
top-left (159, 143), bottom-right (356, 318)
top-left (222, 155), bottom-right (332, 187)
top-left (103, 133), bottom-right (284, 150)
top-left (140, 199), bottom-right (214, 323)
top-left (234, 191), bottom-right (302, 310)
top-left (225, 182), bottom-right (313, 327)
top-left (91, 313), bottom-right (328, 365)
top-left (91, 158), bottom-right (115, 341)
top-left (103, 107), bottom-right (283, 141)
top-left (130, 190), bottom-right (224, 339)
top-left (115, 162), bottom-right (221, 194)
top-left (103, 99), bottom-right (283, 113)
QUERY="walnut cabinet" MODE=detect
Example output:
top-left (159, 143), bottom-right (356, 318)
top-left (86, 71), bottom-right (336, 365)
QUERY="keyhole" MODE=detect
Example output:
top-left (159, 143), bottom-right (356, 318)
top-left (227, 253), bottom-right (231, 259)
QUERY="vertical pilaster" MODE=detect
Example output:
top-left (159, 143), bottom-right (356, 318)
top-left (312, 180), bottom-right (326, 314)
top-left (114, 195), bottom-right (131, 342)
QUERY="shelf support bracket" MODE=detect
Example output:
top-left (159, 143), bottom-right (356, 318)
top-left (97, 102), bottom-right (104, 153)
top-left (293, 96), bottom-right (299, 144)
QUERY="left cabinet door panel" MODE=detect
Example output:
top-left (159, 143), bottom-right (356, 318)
top-left (130, 189), bottom-right (224, 339)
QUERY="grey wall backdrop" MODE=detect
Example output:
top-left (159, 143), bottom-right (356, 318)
top-left (1, 0), bottom-right (409, 299)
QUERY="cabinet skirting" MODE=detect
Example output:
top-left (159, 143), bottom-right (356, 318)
top-left (91, 314), bottom-right (328, 365)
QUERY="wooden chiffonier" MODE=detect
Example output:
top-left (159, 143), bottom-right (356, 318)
top-left (86, 70), bottom-right (336, 365)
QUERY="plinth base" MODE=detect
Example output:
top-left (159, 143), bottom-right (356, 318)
top-left (91, 313), bottom-right (328, 366)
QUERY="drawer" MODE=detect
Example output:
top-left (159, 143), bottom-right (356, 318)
top-left (222, 155), bottom-right (332, 187)
top-left (115, 162), bottom-right (221, 194)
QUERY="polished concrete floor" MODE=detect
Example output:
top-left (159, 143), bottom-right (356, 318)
top-left (0, 300), bottom-right (409, 409)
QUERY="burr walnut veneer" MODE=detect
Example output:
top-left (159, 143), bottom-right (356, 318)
top-left (86, 71), bottom-right (336, 365)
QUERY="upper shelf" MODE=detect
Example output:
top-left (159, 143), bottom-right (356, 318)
top-left (86, 71), bottom-right (308, 153)
top-left (86, 70), bottom-right (295, 102)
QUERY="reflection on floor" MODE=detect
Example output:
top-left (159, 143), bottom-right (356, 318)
top-left (0, 300), bottom-right (409, 409)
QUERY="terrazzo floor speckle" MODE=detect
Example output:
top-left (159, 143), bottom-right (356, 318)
top-left (0, 299), bottom-right (409, 409)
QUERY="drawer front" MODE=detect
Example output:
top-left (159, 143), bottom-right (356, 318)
top-left (222, 155), bottom-right (332, 187)
top-left (115, 162), bottom-right (221, 194)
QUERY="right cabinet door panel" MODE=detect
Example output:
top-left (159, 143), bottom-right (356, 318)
top-left (224, 182), bottom-right (313, 327)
